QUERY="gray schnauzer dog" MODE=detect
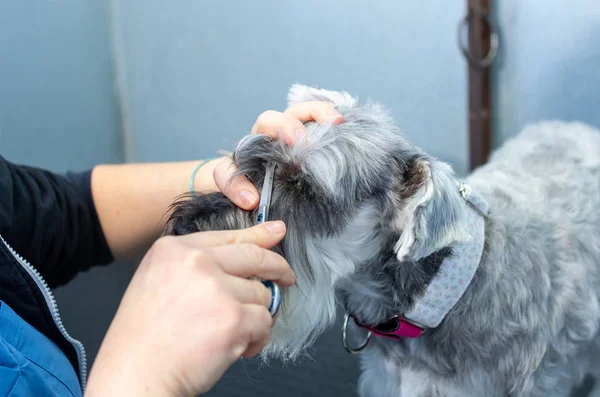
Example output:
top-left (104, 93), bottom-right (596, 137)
top-left (164, 84), bottom-right (600, 397)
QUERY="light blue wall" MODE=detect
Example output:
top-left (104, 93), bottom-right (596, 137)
top-left (0, 0), bottom-right (130, 364)
top-left (114, 0), bottom-right (470, 176)
top-left (0, 0), bottom-right (123, 171)
top-left (492, 0), bottom-right (600, 147)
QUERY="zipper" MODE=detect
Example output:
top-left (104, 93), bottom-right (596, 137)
top-left (0, 234), bottom-right (87, 392)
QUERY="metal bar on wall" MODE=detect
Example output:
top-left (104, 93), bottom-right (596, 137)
top-left (458, 0), bottom-right (498, 171)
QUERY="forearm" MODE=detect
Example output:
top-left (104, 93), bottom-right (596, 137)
top-left (91, 158), bottom-right (223, 262)
top-left (0, 155), bottom-right (114, 287)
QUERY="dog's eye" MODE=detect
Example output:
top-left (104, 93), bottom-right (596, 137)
top-left (373, 317), bottom-right (400, 333)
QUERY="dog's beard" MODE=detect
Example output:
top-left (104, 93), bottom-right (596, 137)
top-left (260, 203), bottom-right (383, 362)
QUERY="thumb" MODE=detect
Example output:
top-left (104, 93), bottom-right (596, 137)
top-left (177, 221), bottom-right (287, 250)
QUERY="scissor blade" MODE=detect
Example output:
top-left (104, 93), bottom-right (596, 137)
top-left (256, 162), bottom-right (276, 224)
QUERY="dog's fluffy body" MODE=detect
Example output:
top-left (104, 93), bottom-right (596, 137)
top-left (165, 85), bottom-right (600, 397)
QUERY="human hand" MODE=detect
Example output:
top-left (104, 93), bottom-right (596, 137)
top-left (213, 101), bottom-right (344, 209)
top-left (85, 221), bottom-right (294, 397)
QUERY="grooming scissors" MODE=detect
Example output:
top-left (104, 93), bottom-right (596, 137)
top-left (256, 162), bottom-right (282, 317)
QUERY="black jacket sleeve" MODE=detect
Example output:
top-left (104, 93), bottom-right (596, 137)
top-left (0, 155), bottom-right (114, 288)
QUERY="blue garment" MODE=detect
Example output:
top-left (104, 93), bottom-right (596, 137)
top-left (0, 154), bottom-right (115, 395)
top-left (0, 301), bottom-right (82, 396)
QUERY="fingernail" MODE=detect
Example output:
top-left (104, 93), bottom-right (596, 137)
top-left (294, 128), bottom-right (305, 140)
top-left (328, 108), bottom-right (341, 117)
top-left (264, 221), bottom-right (285, 234)
top-left (327, 109), bottom-right (343, 125)
top-left (240, 190), bottom-right (258, 207)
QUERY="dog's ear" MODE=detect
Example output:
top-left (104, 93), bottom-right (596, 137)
top-left (393, 157), bottom-right (468, 262)
top-left (163, 192), bottom-right (253, 236)
top-left (287, 83), bottom-right (358, 109)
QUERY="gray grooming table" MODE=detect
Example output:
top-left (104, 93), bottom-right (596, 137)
top-left (205, 307), bottom-right (361, 397)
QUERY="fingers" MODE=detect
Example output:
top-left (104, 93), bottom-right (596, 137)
top-left (239, 304), bottom-right (273, 358)
top-left (216, 101), bottom-right (344, 210)
top-left (251, 101), bottom-right (344, 147)
top-left (213, 158), bottom-right (258, 209)
top-left (250, 110), bottom-right (305, 146)
top-left (284, 101), bottom-right (344, 126)
top-left (224, 277), bottom-right (273, 308)
top-left (177, 221), bottom-right (287, 251)
top-left (242, 334), bottom-right (271, 358)
top-left (210, 241), bottom-right (295, 286)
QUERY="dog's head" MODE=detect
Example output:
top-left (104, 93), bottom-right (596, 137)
top-left (164, 84), bottom-right (470, 361)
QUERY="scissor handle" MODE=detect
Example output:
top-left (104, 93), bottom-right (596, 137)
top-left (261, 280), bottom-right (282, 317)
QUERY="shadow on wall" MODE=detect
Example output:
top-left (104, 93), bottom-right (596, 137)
top-left (535, 24), bottom-right (600, 129)
top-left (492, 0), bottom-right (600, 147)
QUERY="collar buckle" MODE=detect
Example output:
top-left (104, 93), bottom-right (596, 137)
top-left (342, 311), bottom-right (425, 354)
top-left (356, 314), bottom-right (425, 340)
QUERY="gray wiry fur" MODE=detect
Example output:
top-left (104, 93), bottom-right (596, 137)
top-left (164, 84), bottom-right (600, 397)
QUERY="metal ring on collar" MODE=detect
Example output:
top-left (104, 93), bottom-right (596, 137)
top-left (342, 312), bottom-right (371, 354)
top-left (261, 280), bottom-right (282, 317)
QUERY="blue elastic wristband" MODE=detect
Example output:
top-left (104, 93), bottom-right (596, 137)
top-left (189, 159), bottom-right (214, 196)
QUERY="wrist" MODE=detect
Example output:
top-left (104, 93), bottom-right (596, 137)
top-left (86, 346), bottom-right (184, 397)
top-left (189, 157), bottom-right (226, 195)
top-left (85, 376), bottom-right (178, 397)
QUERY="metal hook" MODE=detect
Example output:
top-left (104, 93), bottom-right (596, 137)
top-left (457, 9), bottom-right (499, 69)
top-left (342, 312), bottom-right (372, 354)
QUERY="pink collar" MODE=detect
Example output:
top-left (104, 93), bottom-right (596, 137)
top-left (352, 315), bottom-right (424, 339)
